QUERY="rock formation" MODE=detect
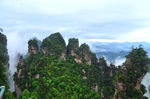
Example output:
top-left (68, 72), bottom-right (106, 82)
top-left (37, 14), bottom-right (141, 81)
top-left (67, 39), bottom-right (97, 65)
top-left (67, 38), bottom-right (79, 54)
top-left (41, 32), bottom-right (66, 55)
top-left (111, 47), bottom-right (148, 99)
top-left (0, 32), bottom-right (9, 90)
top-left (28, 38), bottom-right (39, 55)
top-left (14, 55), bottom-right (24, 98)
top-left (0, 32), bottom-right (9, 67)
top-left (13, 32), bottom-right (149, 99)
top-left (67, 38), bottom-right (82, 63)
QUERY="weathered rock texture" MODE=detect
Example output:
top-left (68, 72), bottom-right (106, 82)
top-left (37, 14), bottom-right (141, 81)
top-left (28, 38), bottom-right (39, 55)
top-left (41, 32), bottom-right (66, 55)
top-left (13, 32), bottom-right (148, 99)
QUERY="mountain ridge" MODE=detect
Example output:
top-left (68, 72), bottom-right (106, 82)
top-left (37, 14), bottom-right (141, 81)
top-left (0, 32), bottom-right (149, 99)
top-left (13, 32), bottom-right (149, 99)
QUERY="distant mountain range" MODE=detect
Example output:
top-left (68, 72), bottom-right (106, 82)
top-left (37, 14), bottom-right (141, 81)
top-left (90, 42), bottom-right (150, 65)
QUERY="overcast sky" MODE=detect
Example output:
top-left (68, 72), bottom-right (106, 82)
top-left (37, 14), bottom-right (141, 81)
top-left (3, 0), bottom-right (150, 91)
top-left (1, 0), bottom-right (150, 45)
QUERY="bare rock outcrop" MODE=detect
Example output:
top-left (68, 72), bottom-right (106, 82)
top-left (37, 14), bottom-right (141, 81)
top-left (14, 55), bottom-right (24, 98)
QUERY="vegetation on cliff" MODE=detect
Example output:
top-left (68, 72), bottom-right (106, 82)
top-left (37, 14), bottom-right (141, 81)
top-left (0, 55), bottom-right (8, 88)
top-left (0, 32), bottom-right (8, 88)
top-left (0, 32), bottom-right (15, 99)
top-left (41, 32), bottom-right (66, 55)
top-left (15, 54), bottom-right (100, 99)
top-left (11, 33), bottom-right (150, 99)
top-left (114, 46), bottom-right (148, 99)
top-left (28, 38), bottom-right (38, 50)
top-left (0, 32), bottom-right (9, 64)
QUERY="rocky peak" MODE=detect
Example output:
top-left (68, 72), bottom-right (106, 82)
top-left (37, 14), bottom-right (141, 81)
top-left (14, 54), bottom-right (24, 98)
top-left (124, 47), bottom-right (148, 72)
top-left (67, 38), bottom-right (79, 54)
top-left (79, 43), bottom-right (90, 54)
top-left (67, 42), bottom-right (98, 65)
top-left (66, 38), bottom-right (82, 63)
top-left (0, 31), bottom-right (9, 90)
top-left (98, 57), bottom-right (107, 69)
top-left (90, 53), bottom-right (98, 66)
top-left (79, 43), bottom-right (92, 65)
top-left (28, 38), bottom-right (39, 55)
top-left (110, 63), bottom-right (116, 77)
top-left (0, 32), bottom-right (9, 65)
top-left (112, 47), bottom-right (148, 99)
top-left (41, 32), bottom-right (66, 55)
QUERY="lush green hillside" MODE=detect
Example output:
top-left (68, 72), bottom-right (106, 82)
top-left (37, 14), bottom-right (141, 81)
top-left (15, 54), bottom-right (99, 99)
top-left (0, 32), bottom-right (8, 88)
top-left (0, 32), bottom-right (15, 99)
top-left (41, 32), bottom-right (66, 55)
top-left (10, 33), bottom-right (150, 99)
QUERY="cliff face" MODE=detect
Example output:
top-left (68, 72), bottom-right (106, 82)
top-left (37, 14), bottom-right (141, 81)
top-left (98, 47), bottom-right (148, 99)
top-left (14, 38), bottom-right (40, 97)
top-left (14, 33), bottom-right (99, 97)
top-left (13, 33), bottom-right (99, 99)
top-left (41, 32), bottom-right (66, 55)
top-left (67, 38), bottom-right (82, 63)
top-left (111, 47), bottom-right (148, 99)
top-left (28, 38), bottom-right (39, 55)
top-left (67, 39), bottom-right (97, 65)
top-left (27, 35), bottom-right (97, 65)
top-left (0, 32), bottom-right (9, 89)
top-left (0, 32), bottom-right (9, 66)
top-left (14, 55), bottom-right (24, 97)
top-left (13, 32), bottom-right (149, 99)
top-left (67, 38), bottom-right (79, 54)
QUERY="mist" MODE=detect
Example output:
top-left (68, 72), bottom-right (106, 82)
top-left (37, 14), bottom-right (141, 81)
top-left (4, 31), bottom-right (148, 93)
top-left (114, 56), bottom-right (126, 66)
top-left (6, 32), bottom-right (51, 91)
top-left (103, 56), bottom-right (125, 66)
top-left (141, 72), bottom-right (150, 98)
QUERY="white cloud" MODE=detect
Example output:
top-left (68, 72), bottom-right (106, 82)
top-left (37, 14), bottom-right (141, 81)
top-left (86, 39), bottom-right (121, 43)
top-left (1, 0), bottom-right (101, 14)
top-left (120, 28), bottom-right (150, 42)
top-left (1, 0), bottom-right (150, 44)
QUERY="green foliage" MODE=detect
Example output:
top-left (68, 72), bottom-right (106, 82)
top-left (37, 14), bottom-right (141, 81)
top-left (0, 32), bottom-right (7, 54)
top-left (28, 38), bottom-right (38, 49)
top-left (16, 53), bottom-right (100, 99)
top-left (99, 57), bottom-right (107, 67)
top-left (0, 59), bottom-right (7, 87)
top-left (140, 84), bottom-right (147, 94)
top-left (0, 32), bottom-right (9, 64)
top-left (41, 32), bottom-right (66, 55)
top-left (125, 47), bottom-right (148, 85)
top-left (79, 43), bottom-right (90, 53)
top-left (6, 91), bottom-right (15, 99)
top-left (98, 57), bottom-right (116, 98)
top-left (126, 88), bottom-right (142, 98)
top-left (0, 33), bottom-right (9, 89)
top-left (22, 89), bottom-right (31, 99)
top-left (0, 32), bottom-right (11, 98)
top-left (114, 46), bottom-right (149, 99)
top-left (126, 46), bottom-right (148, 72)
top-left (68, 38), bottom-right (79, 49)
top-left (91, 53), bottom-right (98, 66)
top-left (14, 33), bottom-right (149, 99)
